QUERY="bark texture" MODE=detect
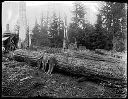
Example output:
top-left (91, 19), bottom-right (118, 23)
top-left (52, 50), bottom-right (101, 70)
top-left (13, 49), bottom-right (126, 80)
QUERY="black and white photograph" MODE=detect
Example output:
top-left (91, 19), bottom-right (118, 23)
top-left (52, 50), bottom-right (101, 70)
top-left (2, 1), bottom-right (127, 98)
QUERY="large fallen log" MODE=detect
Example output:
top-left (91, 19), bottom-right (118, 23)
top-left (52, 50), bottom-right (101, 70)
top-left (13, 49), bottom-right (45, 68)
top-left (13, 49), bottom-right (55, 74)
top-left (62, 50), bottom-right (125, 64)
top-left (13, 49), bottom-right (126, 81)
top-left (54, 53), bottom-right (126, 80)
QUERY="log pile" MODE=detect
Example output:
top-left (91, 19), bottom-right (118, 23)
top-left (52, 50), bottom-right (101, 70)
top-left (12, 49), bottom-right (126, 81)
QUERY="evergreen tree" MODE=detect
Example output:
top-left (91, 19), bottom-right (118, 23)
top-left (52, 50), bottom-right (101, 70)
top-left (40, 13), bottom-right (50, 47)
top-left (49, 12), bottom-right (64, 47)
top-left (49, 12), bottom-right (58, 47)
top-left (72, 1), bottom-right (86, 28)
top-left (83, 23), bottom-right (95, 49)
top-left (31, 18), bottom-right (40, 46)
top-left (31, 18), bottom-right (50, 47)
top-left (68, 1), bottom-right (86, 47)
top-left (92, 14), bottom-right (110, 50)
top-left (100, 2), bottom-right (126, 52)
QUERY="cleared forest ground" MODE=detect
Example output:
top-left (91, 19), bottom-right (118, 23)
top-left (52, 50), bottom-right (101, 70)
top-left (2, 49), bottom-right (127, 98)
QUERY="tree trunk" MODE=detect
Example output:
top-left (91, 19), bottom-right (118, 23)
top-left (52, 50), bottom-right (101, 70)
top-left (54, 53), bottom-right (125, 80)
top-left (13, 49), bottom-right (45, 68)
top-left (13, 49), bottom-right (126, 81)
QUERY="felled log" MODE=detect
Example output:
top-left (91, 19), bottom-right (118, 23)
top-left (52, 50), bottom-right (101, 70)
top-left (13, 49), bottom-right (55, 74)
top-left (12, 49), bottom-right (126, 81)
top-left (55, 53), bottom-right (127, 88)
top-left (95, 49), bottom-right (125, 59)
top-left (13, 49), bottom-right (45, 68)
top-left (63, 50), bottom-right (124, 63)
top-left (95, 49), bottom-right (111, 55)
top-left (54, 53), bottom-right (126, 80)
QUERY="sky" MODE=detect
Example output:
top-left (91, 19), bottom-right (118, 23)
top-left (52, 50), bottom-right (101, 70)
top-left (2, 1), bottom-right (103, 33)
top-left (26, 1), bottom-right (74, 6)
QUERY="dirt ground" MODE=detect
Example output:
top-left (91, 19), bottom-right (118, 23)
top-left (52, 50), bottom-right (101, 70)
top-left (2, 56), bottom-right (127, 98)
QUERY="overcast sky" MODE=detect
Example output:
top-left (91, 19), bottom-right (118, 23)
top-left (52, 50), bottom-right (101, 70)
top-left (2, 1), bottom-right (103, 33)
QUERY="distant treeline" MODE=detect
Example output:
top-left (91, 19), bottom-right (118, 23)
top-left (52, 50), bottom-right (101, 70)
top-left (31, 1), bottom-right (127, 52)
